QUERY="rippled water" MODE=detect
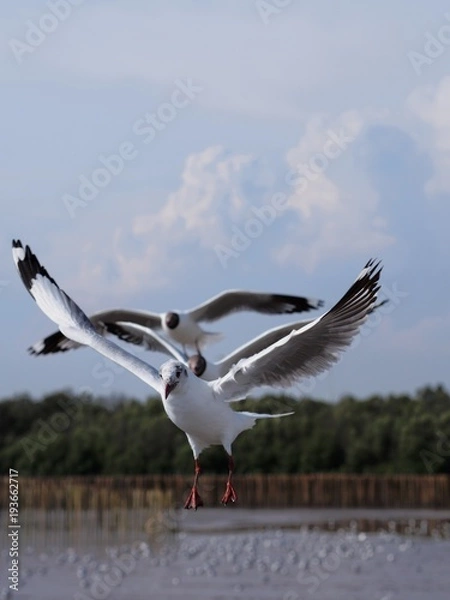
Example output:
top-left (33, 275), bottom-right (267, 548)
top-left (1, 508), bottom-right (450, 599)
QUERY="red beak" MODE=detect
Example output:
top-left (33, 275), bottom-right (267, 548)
top-left (165, 383), bottom-right (175, 399)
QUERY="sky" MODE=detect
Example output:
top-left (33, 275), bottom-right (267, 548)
top-left (1, 0), bottom-right (450, 403)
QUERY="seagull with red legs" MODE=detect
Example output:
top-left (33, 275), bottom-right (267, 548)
top-left (12, 240), bottom-right (382, 509)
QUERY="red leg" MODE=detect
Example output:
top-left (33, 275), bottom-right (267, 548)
top-left (221, 454), bottom-right (237, 505)
top-left (184, 459), bottom-right (204, 510)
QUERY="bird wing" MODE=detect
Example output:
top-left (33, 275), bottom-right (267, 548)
top-left (13, 240), bottom-right (162, 394)
top-left (210, 260), bottom-right (382, 402)
top-left (212, 294), bottom-right (389, 375)
top-left (215, 318), bottom-right (314, 375)
top-left (29, 330), bottom-right (84, 355)
top-left (102, 322), bottom-right (188, 363)
top-left (86, 308), bottom-right (162, 329)
top-left (28, 308), bottom-right (161, 356)
top-left (188, 290), bottom-right (324, 322)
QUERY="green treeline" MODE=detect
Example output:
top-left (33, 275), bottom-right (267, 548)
top-left (0, 385), bottom-right (449, 476)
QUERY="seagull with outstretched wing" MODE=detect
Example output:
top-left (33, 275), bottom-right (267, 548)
top-left (27, 290), bottom-right (324, 355)
top-left (103, 298), bottom-right (388, 380)
top-left (12, 240), bottom-right (382, 509)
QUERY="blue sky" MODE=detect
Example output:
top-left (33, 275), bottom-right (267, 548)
top-left (1, 0), bottom-right (450, 402)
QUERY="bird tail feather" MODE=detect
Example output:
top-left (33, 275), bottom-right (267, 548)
top-left (199, 330), bottom-right (224, 347)
top-left (239, 411), bottom-right (294, 421)
top-left (233, 410), bottom-right (294, 438)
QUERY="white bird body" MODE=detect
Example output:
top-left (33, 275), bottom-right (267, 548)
top-left (12, 240), bottom-right (382, 509)
top-left (162, 370), bottom-right (227, 449)
top-left (160, 311), bottom-right (220, 348)
top-left (159, 365), bottom-right (258, 456)
top-left (54, 307), bottom-right (274, 458)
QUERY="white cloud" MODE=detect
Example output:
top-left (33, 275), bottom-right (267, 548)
top-left (57, 112), bottom-right (399, 300)
top-left (70, 231), bottom-right (171, 303)
top-left (133, 146), bottom-right (255, 247)
top-left (62, 146), bottom-right (266, 300)
top-left (408, 75), bottom-right (450, 194)
top-left (274, 111), bottom-right (395, 271)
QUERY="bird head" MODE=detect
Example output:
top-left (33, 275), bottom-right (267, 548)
top-left (188, 354), bottom-right (207, 377)
top-left (159, 360), bottom-right (188, 399)
top-left (164, 312), bottom-right (180, 329)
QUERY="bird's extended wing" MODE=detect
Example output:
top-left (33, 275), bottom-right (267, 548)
top-left (215, 319), bottom-right (314, 375)
top-left (213, 289), bottom-right (389, 376)
top-left (188, 290), bottom-right (324, 323)
top-left (28, 308), bottom-right (161, 355)
top-left (102, 322), bottom-right (188, 363)
top-left (29, 330), bottom-right (85, 355)
top-left (211, 260), bottom-right (382, 402)
top-left (12, 241), bottom-right (162, 393)
top-left (86, 308), bottom-right (162, 329)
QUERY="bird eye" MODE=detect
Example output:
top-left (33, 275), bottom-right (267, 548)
top-left (176, 369), bottom-right (181, 378)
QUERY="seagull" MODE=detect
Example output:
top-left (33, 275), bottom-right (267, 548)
top-left (12, 240), bottom-right (382, 509)
top-left (27, 291), bottom-right (324, 355)
top-left (100, 298), bottom-right (389, 380)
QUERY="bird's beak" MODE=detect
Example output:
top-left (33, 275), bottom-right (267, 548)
top-left (165, 382), bottom-right (176, 399)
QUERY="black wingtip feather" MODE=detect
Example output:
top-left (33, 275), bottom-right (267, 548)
top-left (103, 322), bottom-right (141, 345)
top-left (330, 258), bottom-right (383, 318)
top-left (27, 331), bottom-right (70, 356)
top-left (12, 239), bottom-right (60, 297)
top-left (269, 294), bottom-right (325, 314)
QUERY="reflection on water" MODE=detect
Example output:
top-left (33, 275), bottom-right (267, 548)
top-left (292, 516), bottom-right (450, 538)
top-left (1, 509), bottom-right (450, 600)
top-left (0, 507), bottom-right (179, 552)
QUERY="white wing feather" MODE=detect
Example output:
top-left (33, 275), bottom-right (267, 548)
top-left (211, 260), bottom-right (382, 402)
top-left (12, 241), bottom-right (162, 393)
